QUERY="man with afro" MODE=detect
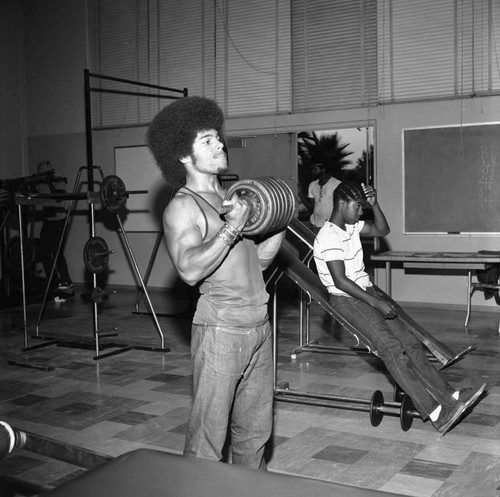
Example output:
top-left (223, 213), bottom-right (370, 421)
top-left (147, 96), bottom-right (285, 469)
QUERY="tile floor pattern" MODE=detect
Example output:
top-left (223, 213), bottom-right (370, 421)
top-left (0, 285), bottom-right (499, 496)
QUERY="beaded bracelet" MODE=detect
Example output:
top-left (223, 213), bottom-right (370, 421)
top-left (215, 222), bottom-right (242, 247)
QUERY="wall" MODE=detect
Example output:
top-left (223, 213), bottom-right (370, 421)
top-left (226, 98), bottom-right (500, 308)
top-left (19, 0), bottom-right (500, 310)
top-left (0, 0), bottom-right (27, 179)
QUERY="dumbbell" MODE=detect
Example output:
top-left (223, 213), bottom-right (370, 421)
top-left (275, 387), bottom-right (421, 431)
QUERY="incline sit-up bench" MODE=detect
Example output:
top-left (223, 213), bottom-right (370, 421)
top-left (282, 218), bottom-right (475, 368)
top-left (268, 218), bottom-right (475, 430)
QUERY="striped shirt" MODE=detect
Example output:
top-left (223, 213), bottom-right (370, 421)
top-left (313, 220), bottom-right (372, 296)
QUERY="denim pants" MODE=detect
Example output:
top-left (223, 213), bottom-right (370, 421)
top-left (329, 288), bottom-right (456, 418)
top-left (184, 320), bottom-right (273, 469)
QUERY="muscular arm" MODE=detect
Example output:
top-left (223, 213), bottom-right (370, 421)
top-left (255, 230), bottom-right (286, 270)
top-left (326, 259), bottom-right (397, 319)
top-left (164, 194), bottom-right (250, 286)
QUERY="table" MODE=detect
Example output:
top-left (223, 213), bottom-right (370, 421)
top-left (370, 251), bottom-right (500, 328)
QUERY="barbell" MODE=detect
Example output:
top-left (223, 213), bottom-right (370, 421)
top-left (220, 177), bottom-right (296, 236)
top-left (274, 387), bottom-right (420, 431)
top-left (15, 175), bottom-right (147, 213)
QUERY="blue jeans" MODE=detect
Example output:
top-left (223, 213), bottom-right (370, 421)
top-left (329, 288), bottom-right (456, 418)
top-left (184, 320), bottom-right (273, 469)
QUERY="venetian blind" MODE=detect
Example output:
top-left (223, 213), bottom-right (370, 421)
top-left (87, 0), bottom-right (291, 127)
top-left (291, 0), bottom-right (378, 112)
top-left (377, 0), bottom-right (500, 102)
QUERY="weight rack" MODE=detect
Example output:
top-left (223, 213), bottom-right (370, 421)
top-left (13, 167), bottom-right (169, 360)
top-left (9, 71), bottom-right (189, 362)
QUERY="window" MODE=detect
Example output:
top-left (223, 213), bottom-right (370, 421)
top-left (291, 0), bottom-right (378, 112)
top-left (88, 0), bottom-right (500, 127)
top-left (87, 0), bottom-right (291, 127)
top-left (377, 0), bottom-right (500, 102)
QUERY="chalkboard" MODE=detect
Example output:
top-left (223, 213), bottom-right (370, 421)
top-left (404, 123), bottom-right (500, 233)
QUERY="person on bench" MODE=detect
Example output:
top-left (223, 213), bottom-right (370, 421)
top-left (313, 180), bottom-right (486, 435)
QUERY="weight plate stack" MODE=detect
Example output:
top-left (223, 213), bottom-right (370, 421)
top-left (225, 177), bottom-right (295, 236)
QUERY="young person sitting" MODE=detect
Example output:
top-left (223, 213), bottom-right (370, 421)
top-left (313, 180), bottom-right (486, 435)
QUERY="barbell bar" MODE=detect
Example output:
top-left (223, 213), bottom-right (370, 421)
top-left (14, 175), bottom-right (147, 212)
top-left (0, 420), bottom-right (111, 468)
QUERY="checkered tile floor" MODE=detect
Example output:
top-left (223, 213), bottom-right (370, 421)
top-left (0, 285), bottom-right (499, 496)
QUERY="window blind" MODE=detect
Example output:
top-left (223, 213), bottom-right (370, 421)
top-left (88, 0), bottom-right (500, 126)
top-left (291, 0), bottom-right (378, 112)
top-left (377, 0), bottom-right (500, 103)
top-left (87, 0), bottom-right (291, 126)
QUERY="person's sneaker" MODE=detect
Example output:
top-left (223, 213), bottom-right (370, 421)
top-left (58, 282), bottom-right (74, 291)
top-left (433, 383), bottom-right (487, 435)
top-left (56, 283), bottom-right (75, 297)
top-left (431, 402), bottom-right (467, 434)
top-left (458, 383), bottom-right (487, 407)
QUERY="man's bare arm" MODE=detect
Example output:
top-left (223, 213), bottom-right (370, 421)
top-left (164, 194), bottom-right (249, 286)
top-left (255, 230), bottom-right (286, 270)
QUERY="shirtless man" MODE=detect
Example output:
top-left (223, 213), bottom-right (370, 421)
top-left (147, 96), bottom-right (285, 469)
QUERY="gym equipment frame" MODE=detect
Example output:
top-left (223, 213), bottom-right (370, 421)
top-left (283, 218), bottom-right (475, 369)
top-left (10, 70), bottom-right (188, 361)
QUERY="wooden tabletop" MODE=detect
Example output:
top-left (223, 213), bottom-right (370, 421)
top-left (371, 251), bottom-right (500, 263)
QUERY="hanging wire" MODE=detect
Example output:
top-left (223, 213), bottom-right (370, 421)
top-left (492, 1), bottom-right (500, 83)
top-left (214, 0), bottom-right (276, 75)
top-left (274, 0), bottom-right (279, 115)
top-left (472, 0), bottom-right (475, 94)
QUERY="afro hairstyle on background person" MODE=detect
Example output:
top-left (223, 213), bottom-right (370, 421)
top-left (146, 96), bottom-right (225, 187)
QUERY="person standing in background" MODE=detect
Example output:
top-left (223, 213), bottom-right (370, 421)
top-left (306, 163), bottom-right (342, 230)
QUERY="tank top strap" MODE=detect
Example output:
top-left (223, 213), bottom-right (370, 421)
top-left (178, 187), bottom-right (221, 240)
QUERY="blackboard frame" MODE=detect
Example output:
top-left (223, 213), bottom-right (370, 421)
top-left (403, 122), bottom-right (500, 235)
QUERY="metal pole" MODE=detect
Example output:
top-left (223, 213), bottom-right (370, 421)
top-left (115, 215), bottom-right (165, 349)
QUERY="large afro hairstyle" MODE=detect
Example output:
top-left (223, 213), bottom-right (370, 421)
top-left (146, 96), bottom-right (225, 188)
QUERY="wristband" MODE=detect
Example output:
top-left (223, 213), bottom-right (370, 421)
top-left (215, 222), bottom-right (242, 246)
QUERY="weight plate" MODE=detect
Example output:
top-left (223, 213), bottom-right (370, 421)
top-left (100, 175), bottom-right (127, 212)
top-left (83, 236), bottom-right (110, 274)
top-left (91, 286), bottom-right (107, 304)
top-left (224, 177), bottom-right (296, 236)
top-left (400, 394), bottom-right (415, 432)
top-left (4, 236), bottom-right (36, 272)
top-left (369, 390), bottom-right (384, 427)
top-left (393, 383), bottom-right (405, 403)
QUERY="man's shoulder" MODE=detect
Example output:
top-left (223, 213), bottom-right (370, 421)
top-left (166, 190), bottom-right (192, 208)
top-left (163, 192), bottom-right (198, 223)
